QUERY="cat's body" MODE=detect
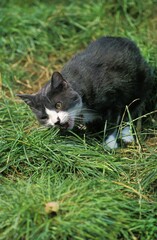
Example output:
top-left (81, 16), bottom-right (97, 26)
top-left (18, 36), bottom-right (153, 149)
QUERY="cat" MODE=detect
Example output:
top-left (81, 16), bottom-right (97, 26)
top-left (17, 36), bottom-right (153, 149)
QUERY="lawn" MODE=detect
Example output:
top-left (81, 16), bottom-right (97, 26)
top-left (1, 0), bottom-right (157, 239)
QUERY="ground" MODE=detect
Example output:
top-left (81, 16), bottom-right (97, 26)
top-left (1, 1), bottom-right (157, 239)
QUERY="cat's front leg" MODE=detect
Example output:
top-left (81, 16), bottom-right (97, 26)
top-left (104, 130), bottom-right (118, 150)
top-left (103, 115), bottom-right (120, 150)
top-left (121, 124), bottom-right (134, 143)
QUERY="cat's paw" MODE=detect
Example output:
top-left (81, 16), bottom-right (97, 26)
top-left (121, 126), bottom-right (134, 143)
top-left (104, 134), bottom-right (118, 150)
top-left (122, 135), bottom-right (134, 143)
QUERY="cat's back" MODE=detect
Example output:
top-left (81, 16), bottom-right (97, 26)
top-left (84, 36), bottom-right (142, 65)
top-left (62, 36), bottom-right (143, 74)
top-left (87, 36), bottom-right (139, 53)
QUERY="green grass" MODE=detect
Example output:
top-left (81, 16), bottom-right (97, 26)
top-left (1, 1), bottom-right (157, 239)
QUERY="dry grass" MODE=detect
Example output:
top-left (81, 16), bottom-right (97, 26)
top-left (1, 1), bottom-right (157, 239)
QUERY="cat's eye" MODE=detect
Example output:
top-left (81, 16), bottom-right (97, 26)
top-left (55, 102), bottom-right (62, 110)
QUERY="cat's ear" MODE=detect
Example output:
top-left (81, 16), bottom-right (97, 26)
top-left (51, 72), bottom-right (67, 90)
top-left (17, 94), bottom-right (35, 107)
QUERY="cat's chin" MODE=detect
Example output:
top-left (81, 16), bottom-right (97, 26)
top-left (60, 122), bottom-right (72, 130)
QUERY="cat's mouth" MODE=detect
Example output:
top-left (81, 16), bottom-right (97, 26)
top-left (60, 122), bottom-right (70, 130)
top-left (46, 112), bottom-right (75, 130)
top-left (57, 118), bottom-right (75, 130)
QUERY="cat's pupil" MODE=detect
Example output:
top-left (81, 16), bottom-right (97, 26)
top-left (55, 102), bottom-right (62, 110)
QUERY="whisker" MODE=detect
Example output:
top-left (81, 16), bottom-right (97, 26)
top-left (69, 115), bottom-right (83, 120)
top-left (69, 107), bottom-right (96, 113)
top-left (69, 109), bottom-right (80, 113)
top-left (73, 117), bottom-right (83, 120)
top-left (81, 108), bottom-right (97, 112)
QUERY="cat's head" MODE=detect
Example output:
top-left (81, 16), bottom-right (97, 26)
top-left (17, 72), bottom-right (82, 130)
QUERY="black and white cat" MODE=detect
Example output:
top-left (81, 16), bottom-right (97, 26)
top-left (17, 36), bottom-right (153, 149)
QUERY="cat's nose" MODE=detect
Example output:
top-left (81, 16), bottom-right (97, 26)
top-left (55, 117), bottom-right (60, 126)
